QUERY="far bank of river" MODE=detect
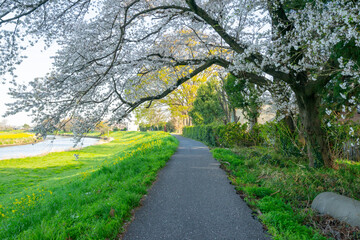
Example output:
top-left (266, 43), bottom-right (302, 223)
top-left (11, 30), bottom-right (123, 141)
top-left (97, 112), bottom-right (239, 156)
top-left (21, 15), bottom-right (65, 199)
top-left (0, 135), bottom-right (100, 160)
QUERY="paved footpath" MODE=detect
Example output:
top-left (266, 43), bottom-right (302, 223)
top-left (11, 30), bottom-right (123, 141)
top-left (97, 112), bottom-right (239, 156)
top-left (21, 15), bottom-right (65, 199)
top-left (123, 135), bottom-right (270, 240)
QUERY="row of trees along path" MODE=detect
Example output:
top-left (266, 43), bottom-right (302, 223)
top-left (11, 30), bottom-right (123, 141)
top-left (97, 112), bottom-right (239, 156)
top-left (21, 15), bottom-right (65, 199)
top-left (1, 1), bottom-right (359, 169)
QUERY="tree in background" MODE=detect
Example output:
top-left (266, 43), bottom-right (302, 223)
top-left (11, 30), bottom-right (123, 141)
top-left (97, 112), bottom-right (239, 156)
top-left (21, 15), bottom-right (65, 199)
top-left (136, 64), bottom-right (212, 132)
top-left (165, 121), bottom-right (176, 133)
top-left (22, 124), bottom-right (31, 131)
top-left (57, 118), bottom-right (75, 133)
top-left (0, 120), bottom-right (10, 130)
top-left (160, 71), bottom-right (208, 130)
top-left (95, 122), bottom-right (111, 136)
top-left (225, 74), bottom-right (263, 129)
top-left (135, 101), bottom-right (169, 131)
top-left (190, 79), bottom-right (226, 125)
top-left (216, 74), bottom-right (239, 124)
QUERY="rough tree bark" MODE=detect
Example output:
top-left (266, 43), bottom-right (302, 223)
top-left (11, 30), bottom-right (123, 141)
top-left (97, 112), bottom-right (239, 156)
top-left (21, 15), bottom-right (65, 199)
top-left (294, 89), bottom-right (333, 168)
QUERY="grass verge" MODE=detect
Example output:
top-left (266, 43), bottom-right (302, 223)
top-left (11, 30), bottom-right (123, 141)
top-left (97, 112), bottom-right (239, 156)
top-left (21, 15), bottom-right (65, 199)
top-left (211, 147), bottom-right (360, 240)
top-left (0, 131), bottom-right (178, 239)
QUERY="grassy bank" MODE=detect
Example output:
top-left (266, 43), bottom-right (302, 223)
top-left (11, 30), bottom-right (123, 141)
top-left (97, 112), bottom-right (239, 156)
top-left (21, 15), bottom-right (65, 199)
top-left (0, 131), bottom-right (178, 239)
top-left (211, 147), bottom-right (360, 240)
top-left (0, 131), bottom-right (36, 146)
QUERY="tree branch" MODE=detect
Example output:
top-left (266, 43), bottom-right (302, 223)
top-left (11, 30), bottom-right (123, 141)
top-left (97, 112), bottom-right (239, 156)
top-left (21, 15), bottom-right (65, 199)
top-left (0, 0), bottom-right (50, 25)
top-left (185, 0), bottom-right (245, 54)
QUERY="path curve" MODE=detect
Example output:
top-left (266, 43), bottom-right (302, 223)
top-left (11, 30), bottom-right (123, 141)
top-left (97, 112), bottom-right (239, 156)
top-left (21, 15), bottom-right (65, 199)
top-left (123, 135), bottom-right (270, 240)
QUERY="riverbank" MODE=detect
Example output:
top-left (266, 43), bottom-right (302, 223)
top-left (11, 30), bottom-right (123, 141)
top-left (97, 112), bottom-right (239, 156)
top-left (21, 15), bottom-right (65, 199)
top-left (0, 131), bottom-right (178, 239)
top-left (0, 131), bottom-right (39, 147)
top-left (56, 132), bottom-right (114, 145)
top-left (0, 135), bottom-right (100, 160)
top-left (57, 131), bottom-right (110, 139)
top-left (57, 133), bottom-right (114, 148)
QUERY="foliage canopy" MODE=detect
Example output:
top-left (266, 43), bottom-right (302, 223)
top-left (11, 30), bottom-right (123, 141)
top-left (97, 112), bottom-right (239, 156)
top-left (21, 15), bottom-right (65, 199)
top-left (1, 0), bottom-right (360, 167)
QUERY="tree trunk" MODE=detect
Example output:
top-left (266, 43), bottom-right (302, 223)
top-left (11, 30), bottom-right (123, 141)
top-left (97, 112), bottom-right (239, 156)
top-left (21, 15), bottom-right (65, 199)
top-left (294, 91), bottom-right (333, 168)
top-left (249, 117), bottom-right (257, 131)
top-left (231, 108), bottom-right (238, 123)
top-left (283, 115), bottom-right (295, 135)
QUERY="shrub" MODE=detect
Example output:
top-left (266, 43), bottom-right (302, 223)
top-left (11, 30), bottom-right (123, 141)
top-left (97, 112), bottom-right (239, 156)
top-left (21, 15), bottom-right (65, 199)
top-left (260, 121), bottom-right (304, 157)
top-left (183, 123), bottom-right (265, 148)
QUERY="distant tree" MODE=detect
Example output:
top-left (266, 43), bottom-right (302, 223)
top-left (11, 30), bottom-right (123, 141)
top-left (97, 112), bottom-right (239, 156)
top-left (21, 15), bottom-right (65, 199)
top-left (165, 121), bottom-right (176, 133)
top-left (95, 122), bottom-right (111, 136)
top-left (225, 74), bottom-right (263, 129)
top-left (215, 74), bottom-right (239, 124)
top-left (0, 120), bottom-right (9, 130)
top-left (135, 102), bottom-right (169, 130)
top-left (160, 71), bottom-right (208, 129)
top-left (190, 79), bottom-right (226, 125)
top-left (22, 124), bottom-right (31, 130)
top-left (57, 118), bottom-right (74, 132)
top-left (135, 68), bottom-right (208, 132)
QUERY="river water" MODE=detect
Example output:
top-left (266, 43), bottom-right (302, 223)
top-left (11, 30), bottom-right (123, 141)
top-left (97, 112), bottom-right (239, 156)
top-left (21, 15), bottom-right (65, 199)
top-left (0, 135), bottom-right (99, 160)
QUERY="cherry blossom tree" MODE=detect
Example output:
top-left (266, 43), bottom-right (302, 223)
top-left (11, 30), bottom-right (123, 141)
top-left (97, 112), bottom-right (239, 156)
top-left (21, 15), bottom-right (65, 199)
top-left (1, 0), bottom-right (359, 167)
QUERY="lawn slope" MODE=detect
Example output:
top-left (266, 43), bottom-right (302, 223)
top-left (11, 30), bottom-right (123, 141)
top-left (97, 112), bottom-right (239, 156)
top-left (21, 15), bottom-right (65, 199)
top-left (0, 131), bottom-right (178, 239)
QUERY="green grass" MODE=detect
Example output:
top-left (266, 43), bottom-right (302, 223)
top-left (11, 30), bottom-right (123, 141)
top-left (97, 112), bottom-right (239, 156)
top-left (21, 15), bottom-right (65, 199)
top-left (0, 130), bottom-right (36, 146)
top-left (0, 131), bottom-right (178, 239)
top-left (211, 147), bottom-right (360, 240)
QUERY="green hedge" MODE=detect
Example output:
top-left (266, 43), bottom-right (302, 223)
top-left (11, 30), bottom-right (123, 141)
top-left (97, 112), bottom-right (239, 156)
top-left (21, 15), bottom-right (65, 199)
top-left (139, 122), bottom-right (175, 133)
top-left (183, 121), bottom-right (305, 157)
top-left (183, 123), bottom-right (264, 148)
top-left (184, 120), bottom-right (360, 161)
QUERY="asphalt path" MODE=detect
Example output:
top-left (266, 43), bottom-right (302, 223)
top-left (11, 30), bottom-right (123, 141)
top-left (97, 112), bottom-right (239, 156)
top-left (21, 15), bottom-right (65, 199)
top-left (122, 135), bottom-right (270, 240)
